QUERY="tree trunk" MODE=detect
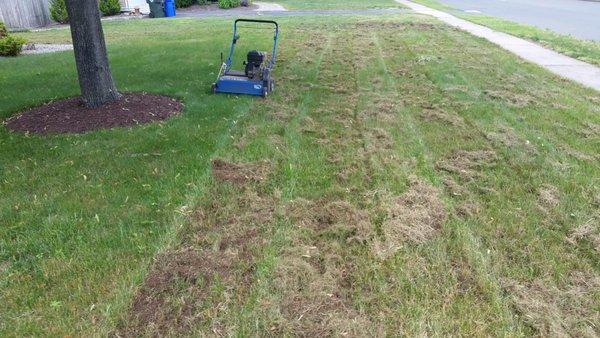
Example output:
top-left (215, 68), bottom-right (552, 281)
top-left (65, 0), bottom-right (121, 108)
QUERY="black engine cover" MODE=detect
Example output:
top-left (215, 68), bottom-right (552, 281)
top-left (245, 50), bottom-right (267, 79)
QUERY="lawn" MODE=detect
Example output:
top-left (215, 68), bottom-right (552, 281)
top-left (2, 11), bottom-right (599, 337)
top-left (411, 0), bottom-right (600, 67)
top-left (262, 0), bottom-right (402, 10)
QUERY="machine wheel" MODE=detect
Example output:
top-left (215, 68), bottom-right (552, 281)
top-left (262, 86), bottom-right (268, 98)
top-left (269, 79), bottom-right (275, 93)
top-left (211, 83), bottom-right (217, 94)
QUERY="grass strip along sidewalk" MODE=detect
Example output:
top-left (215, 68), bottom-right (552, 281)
top-left (2, 13), bottom-right (600, 337)
top-left (410, 0), bottom-right (600, 67)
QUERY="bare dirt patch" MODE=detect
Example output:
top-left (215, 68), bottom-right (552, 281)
top-left (4, 93), bottom-right (183, 135)
top-left (120, 183), bottom-right (277, 336)
top-left (374, 177), bottom-right (447, 258)
top-left (501, 271), bottom-right (600, 336)
top-left (435, 150), bottom-right (497, 182)
top-left (211, 158), bottom-right (270, 185)
top-left (122, 247), bottom-right (243, 336)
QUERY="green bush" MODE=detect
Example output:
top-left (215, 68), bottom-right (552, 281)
top-left (0, 22), bottom-right (7, 38)
top-left (218, 0), bottom-right (240, 9)
top-left (0, 35), bottom-right (27, 57)
top-left (49, 0), bottom-right (69, 24)
top-left (175, 0), bottom-right (196, 8)
top-left (99, 0), bottom-right (121, 16)
top-left (51, 0), bottom-right (121, 23)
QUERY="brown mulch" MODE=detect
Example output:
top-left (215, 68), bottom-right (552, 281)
top-left (3, 93), bottom-right (183, 135)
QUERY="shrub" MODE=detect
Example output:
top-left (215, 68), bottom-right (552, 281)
top-left (0, 21), bottom-right (7, 38)
top-left (99, 0), bottom-right (121, 16)
top-left (0, 35), bottom-right (27, 57)
top-left (50, 0), bottom-right (69, 24)
top-left (175, 0), bottom-right (196, 8)
top-left (218, 0), bottom-right (240, 9)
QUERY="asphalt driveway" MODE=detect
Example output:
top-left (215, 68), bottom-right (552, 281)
top-left (435, 0), bottom-right (600, 41)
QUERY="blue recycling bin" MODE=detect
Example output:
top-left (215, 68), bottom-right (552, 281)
top-left (164, 0), bottom-right (176, 17)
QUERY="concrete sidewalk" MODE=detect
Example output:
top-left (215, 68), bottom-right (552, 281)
top-left (397, 0), bottom-right (600, 91)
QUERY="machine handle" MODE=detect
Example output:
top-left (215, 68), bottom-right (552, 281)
top-left (234, 19), bottom-right (279, 31)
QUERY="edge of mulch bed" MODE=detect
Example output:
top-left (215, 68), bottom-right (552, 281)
top-left (3, 92), bottom-right (184, 135)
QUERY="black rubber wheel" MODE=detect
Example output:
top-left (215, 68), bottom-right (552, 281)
top-left (269, 79), bottom-right (275, 93)
top-left (262, 86), bottom-right (268, 98)
top-left (211, 83), bottom-right (217, 94)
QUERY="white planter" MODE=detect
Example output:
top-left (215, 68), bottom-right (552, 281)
top-left (119, 0), bottom-right (150, 14)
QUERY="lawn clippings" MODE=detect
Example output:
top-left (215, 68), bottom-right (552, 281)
top-left (211, 158), bottom-right (270, 186)
top-left (419, 107), bottom-right (465, 127)
top-left (285, 199), bottom-right (372, 242)
top-left (273, 199), bottom-right (378, 336)
top-left (483, 89), bottom-right (536, 108)
top-left (501, 271), bottom-right (600, 337)
top-left (485, 126), bottom-right (537, 154)
top-left (537, 184), bottom-right (560, 211)
top-left (435, 149), bottom-right (497, 182)
top-left (272, 255), bottom-right (376, 337)
top-left (580, 122), bottom-right (600, 138)
top-left (442, 175), bottom-right (468, 197)
top-left (566, 213), bottom-right (600, 253)
top-left (558, 144), bottom-right (598, 162)
top-left (374, 177), bottom-right (447, 258)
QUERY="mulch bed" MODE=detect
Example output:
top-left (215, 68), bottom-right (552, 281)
top-left (4, 93), bottom-right (183, 135)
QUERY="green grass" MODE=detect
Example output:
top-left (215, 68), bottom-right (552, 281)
top-left (262, 0), bottom-right (402, 9)
top-left (411, 0), bottom-right (600, 66)
top-left (2, 12), bottom-right (599, 337)
top-left (1, 18), bottom-right (266, 335)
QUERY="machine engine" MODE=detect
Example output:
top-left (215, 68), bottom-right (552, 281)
top-left (244, 50), bottom-right (267, 79)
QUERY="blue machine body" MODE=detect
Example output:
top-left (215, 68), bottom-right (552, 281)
top-left (212, 19), bottom-right (279, 97)
top-left (214, 74), bottom-right (266, 96)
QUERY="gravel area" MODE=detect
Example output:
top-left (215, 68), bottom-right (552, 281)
top-left (254, 2), bottom-right (286, 11)
top-left (21, 44), bottom-right (73, 55)
top-left (176, 2), bottom-right (286, 17)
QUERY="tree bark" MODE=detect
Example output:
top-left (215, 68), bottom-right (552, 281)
top-left (65, 0), bottom-right (121, 108)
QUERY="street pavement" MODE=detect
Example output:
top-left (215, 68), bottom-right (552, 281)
top-left (432, 0), bottom-right (600, 41)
